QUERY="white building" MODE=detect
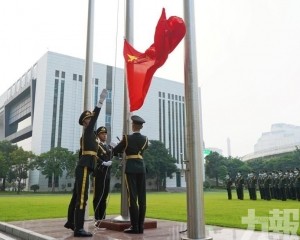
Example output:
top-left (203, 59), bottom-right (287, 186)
top-left (242, 123), bottom-right (300, 161)
top-left (0, 51), bottom-right (196, 191)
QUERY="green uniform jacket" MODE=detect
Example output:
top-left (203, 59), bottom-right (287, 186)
top-left (113, 132), bottom-right (148, 174)
top-left (78, 106), bottom-right (100, 170)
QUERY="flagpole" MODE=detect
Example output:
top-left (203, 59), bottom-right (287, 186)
top-left (84, 0), bottom-right (94, 110)
top-left (181, 0), bottom-right (212, 239)
top-left (113, 0), bottom-right (133, 222)
top-left (83, 0), bottom-right (95, 220)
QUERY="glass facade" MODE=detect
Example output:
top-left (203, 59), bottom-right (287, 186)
top-left (8, 95), bottom-right (31, 124)
top-left (159, 91), bottom-right (185, 163)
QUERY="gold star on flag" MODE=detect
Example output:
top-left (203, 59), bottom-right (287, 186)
top-left (127, 54), bottom-right (137, 62)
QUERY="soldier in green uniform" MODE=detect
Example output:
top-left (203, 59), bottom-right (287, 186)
top-left (224, 173), bottom-right (233, 200)
top-left (93, 126), bottom-right (113, 226)
top-left (263, 171), bottom-right (272, 201)
top-left (258, 171), bottom-right (265, 199)
top-left (248, 171), bottom-right (257, 200)
top-left (278, 170), bottom-right (287, 201)
top-left (288, 170), bottom-right (296, 200)
top-left (113, 115), bottom-right (148, 234)
top-left (273, 171), bottom-right (280, 199)
top-left (235, 172), bottom-right (244, 200)
top-left (64, 89), bottom-right (107, 237)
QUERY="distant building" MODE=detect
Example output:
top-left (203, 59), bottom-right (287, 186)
top-left (0, 51), bottom-right (199, 191)
top-left (242, 123), bottom-right (300, 161)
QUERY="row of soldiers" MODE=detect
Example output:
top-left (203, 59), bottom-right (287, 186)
top-left (224, 168), bottom-right (300, 201)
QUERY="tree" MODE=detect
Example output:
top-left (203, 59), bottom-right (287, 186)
top-left (226, 157), bottom-right (247, 176)
top-left (64, 149), bottom-right (78, 179)
top-left (244, 147), bottom-right (300, 173)
top-left (33, 147), bottom-right (75, 192)
top-left (0, 140), bottom-right (18, 191)
top-left (246, 158), bottom-right (267, 174)
top-left (205, 152), bottom-right (227, 186)
top-left (110, 157), bottom-right (123, 180)
top-left (10, 147), bottom-right (35, 193)
top-left (143, 140), bottom-right (178, 191)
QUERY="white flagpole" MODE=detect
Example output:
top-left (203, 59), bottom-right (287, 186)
top-left (113, 0), bottom-right (133, 222)
top-left (83, 0), bottom-right (95, 220)
top-left (84, 0), bottom-right (94, 110)
top-left (181, 0), bottom-right (212, 239)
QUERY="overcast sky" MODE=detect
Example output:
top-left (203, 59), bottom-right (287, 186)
top-left (1, 0), bottom-right (300, 157)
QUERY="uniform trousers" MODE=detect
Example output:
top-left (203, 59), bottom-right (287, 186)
top-left (93, 167), bottom-right (110, 220)
top-left (279, 187), bottom-right (287, 201)
top-left (264, 186), bottom-right (271, 200)
top-left (249, 187), bottom-right (257, 200)
top-left (74, 165), bottom-right (91, 230)
top-left (125, 173), bottom-right (146, 231)
top-left (226, 187), bottom-right (232, 200)
top-left (236, 186), bottom-right (244, 200)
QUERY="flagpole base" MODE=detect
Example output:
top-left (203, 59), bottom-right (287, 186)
top-left (181, 236), bottom-right (212, 240)
top-left (96, 217), bottom-right (157, 232)
top-left (112, 215), bottom-right (130, 222)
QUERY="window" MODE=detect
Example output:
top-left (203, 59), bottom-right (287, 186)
top-left (73, 74), bottom-right (77, 81)
top-left (61, 71), bottom-right (65, 79)
top-left (26, 71), bottom-right (31, 82)
top-left (57, 80), bottom-right (65, 147)
top-left (22, 75), bottom-right (26, 87)
top-left (8, 95), bottom-right (31, 124)
top-left (51, 79), bottom-right (59, 148)
top-left (105, 115), bottom-right (111, 126)
top-left (106, 90), bottom-right (112, 103)
top-left (48, 175), bottom-right (59, 188)
top-left (95, 78), bottom-right (99, 85)
top-left (55, 70), bottom-right (59, 77)
top-left (94, 87), bottom-right (98, 106)
top-left (79, 75), bottom-right (83, 82)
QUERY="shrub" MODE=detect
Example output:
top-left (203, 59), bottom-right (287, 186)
top-left (30, 184), bottom-right (40, 193)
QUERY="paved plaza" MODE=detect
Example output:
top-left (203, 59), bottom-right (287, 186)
top-left (0, 216), bottom-right (299, 240)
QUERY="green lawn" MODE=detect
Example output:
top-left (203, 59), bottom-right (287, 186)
top-left (0, 191), bottom-right (299, 235)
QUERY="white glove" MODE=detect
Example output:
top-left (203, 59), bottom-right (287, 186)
top-left (102, 160), bottom-right (112, 167)
top-left (97, 89), bottom-right (108, 108)
top-left (109, 142), bottom-right (117, 148)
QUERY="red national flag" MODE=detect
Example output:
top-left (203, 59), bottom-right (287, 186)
top-left (123, 8), bottom-right (186, 112)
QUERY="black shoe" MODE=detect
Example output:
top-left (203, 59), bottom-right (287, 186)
top-left (124, 226), bottom-right (139, 234)
top-left (74, 229), bottom-right (92, 237)
top-left (64, 222), bottom-right (74, 231)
